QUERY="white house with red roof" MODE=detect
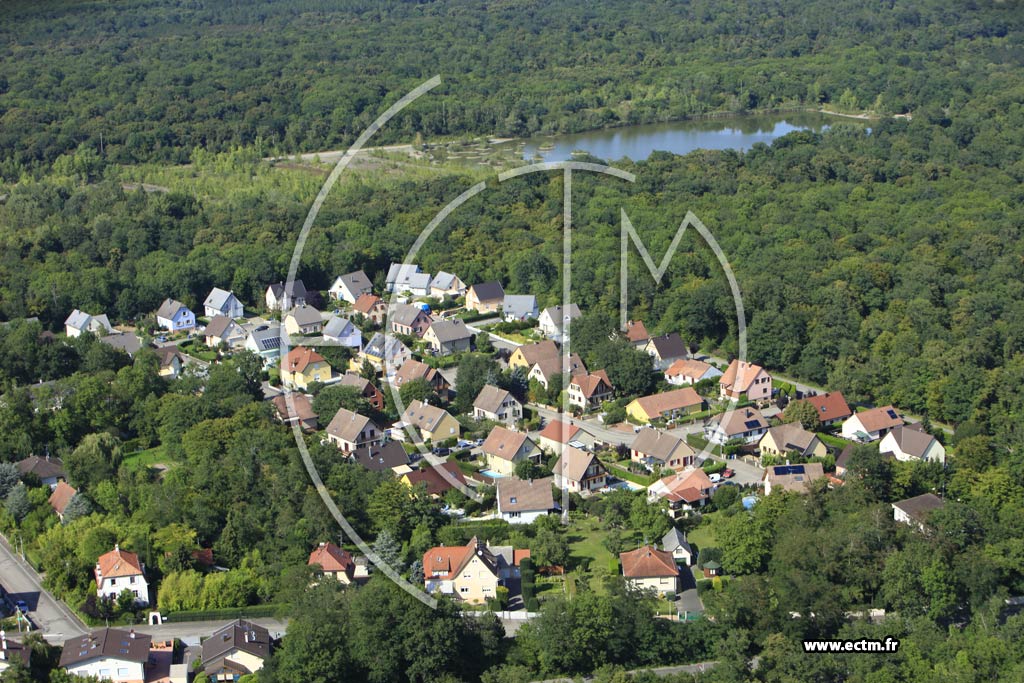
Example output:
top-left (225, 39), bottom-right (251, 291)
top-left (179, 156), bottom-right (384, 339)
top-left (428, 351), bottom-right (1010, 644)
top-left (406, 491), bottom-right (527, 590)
top-left (95, 545), bottom-right (149, 606)
top-left (647, 468), bottom-right (714, 519)
top-left (620, 545), bottom-right (679, 595)
top-left (718, 359), bottom-right (772, 401)
top-left (308, 541), bottom-right (364, 584)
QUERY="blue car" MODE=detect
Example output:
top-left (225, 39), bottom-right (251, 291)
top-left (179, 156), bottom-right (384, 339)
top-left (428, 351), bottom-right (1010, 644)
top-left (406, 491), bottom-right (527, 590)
top-left (15, 600), bottom-right (29, 614)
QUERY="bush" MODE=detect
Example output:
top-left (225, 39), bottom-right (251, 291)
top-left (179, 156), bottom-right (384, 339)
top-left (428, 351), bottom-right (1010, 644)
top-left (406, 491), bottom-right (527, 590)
top-left (166, 604), bottom-right (285, 621)
top-left (525, 598), bottom-right (540, 612)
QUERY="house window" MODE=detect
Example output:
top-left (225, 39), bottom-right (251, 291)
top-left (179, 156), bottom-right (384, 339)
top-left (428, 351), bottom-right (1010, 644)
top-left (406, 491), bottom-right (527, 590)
top-left (460, 587), bottom-right (469, 593)
top-left (130, 576), bottom-right (136, 584)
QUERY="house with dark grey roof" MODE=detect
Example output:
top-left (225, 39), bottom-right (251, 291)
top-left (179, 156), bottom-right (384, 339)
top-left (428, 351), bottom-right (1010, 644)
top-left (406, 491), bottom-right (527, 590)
top-left (643, 333), bottom-right (688, 370)
top-left (59, 628), bottom-right (151, 681)
top-left (502, 294), bottom-right (538, 322)
top-left (265, 280), bottom-right (307, 311)
top-left (662, 527), bottom-right (694, 566)
top-left (880, 424), bottom-right (945, 464)
top-left (351, 440), bottom-right (411, 472)
top-left (200, 620), bottom-right (271, 681)
top-left (204, 315), bottom-right (246, 349)
top-left (466, 281), bottom-right (505, 313)
top-left (496, 476), bottom-right (554, 524)
top-left (284, 304), bottom-right (323, 335)
top-left (244, 324), bottom-right (283, 364)
top-left (329, 270), bottom-right (373, 303)
top-left (203, 287), bottom-right (244, 318)
top-left (16, 455), bottom-right (65, 488)
top-left (155, 298), bottom-right (195, 332)
top-left (892, 493), bottom-right (945, 530)
top-left (429, 271), bottom-right (466, 298)
top-left (99, 333), bottom-right (143, 356)
top-left (423, 319), bottom-right (472, 355)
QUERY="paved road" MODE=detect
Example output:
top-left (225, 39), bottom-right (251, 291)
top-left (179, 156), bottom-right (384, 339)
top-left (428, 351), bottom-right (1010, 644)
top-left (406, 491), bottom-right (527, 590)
top-left (0, 533), bottom-right (87, 642)
top-left (130, 617), bottom-right (290, 645)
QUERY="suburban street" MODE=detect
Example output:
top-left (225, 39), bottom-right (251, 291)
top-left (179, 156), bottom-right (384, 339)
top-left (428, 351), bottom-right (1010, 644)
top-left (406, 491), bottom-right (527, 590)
top-left (0, 533), bottom-right (87, 642)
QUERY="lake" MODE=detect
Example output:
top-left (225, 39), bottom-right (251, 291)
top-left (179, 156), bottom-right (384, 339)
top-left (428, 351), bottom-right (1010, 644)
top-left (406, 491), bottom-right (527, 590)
top-left (512, 112), bottom-right (846, 162)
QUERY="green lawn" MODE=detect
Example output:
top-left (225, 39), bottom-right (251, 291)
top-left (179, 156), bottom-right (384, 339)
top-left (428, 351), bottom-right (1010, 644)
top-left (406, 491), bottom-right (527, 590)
top-left (565, 517), bottom-right (624, 594)
top-left (122, 444), bottom-right (177, 473)
top-left (685, 513), bottom-right (719, 553)
top-left (818, 432), bottom-right (852, 449)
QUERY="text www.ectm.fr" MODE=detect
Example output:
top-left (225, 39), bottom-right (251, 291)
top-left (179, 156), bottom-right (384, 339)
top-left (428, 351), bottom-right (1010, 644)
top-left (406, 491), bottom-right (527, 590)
top-left (803, 638), bottom-right (900, 653)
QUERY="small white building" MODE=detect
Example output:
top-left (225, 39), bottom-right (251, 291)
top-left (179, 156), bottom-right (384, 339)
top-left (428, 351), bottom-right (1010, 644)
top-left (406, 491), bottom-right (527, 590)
top-left (892, 493), bottom-right (945, 531)
top-left (538, 304), bottom-right (581, 341)
top-left (64, 309), bottom-right (114, 338)
top-left (94, 545), bottom-right (149, 606)
top-left (322, 316), bottom-right (362, 348)
top-left (329, 270), bottom-right (373, 304)
top-left (879, 424), bottom-right (945, 464)
top-left (203, 287), bottom-right (244, 319)
top-left (155, 298), bottom-right (195, 333)
top-left (841, 405), bottom-right (904, 442)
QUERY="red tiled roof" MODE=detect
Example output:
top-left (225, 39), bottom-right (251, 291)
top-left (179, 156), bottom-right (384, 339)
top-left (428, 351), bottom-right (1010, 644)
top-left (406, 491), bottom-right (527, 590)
top-left (284, 346), bottom-right (326, 373)
top-left (620, 545), bottom-right (678, 578)
top-left (538, 420), bottom-right (581, 444)
top-left (48, 481), bottom-right (77, 515)
top-left (96, 546), bottom-right (144, 579)
top-left (801, 392), bottom-right (852, 422)
top-left (308, 542), bottom-right (355, 575)
top-left (719, 359), bottom-right (767, 392)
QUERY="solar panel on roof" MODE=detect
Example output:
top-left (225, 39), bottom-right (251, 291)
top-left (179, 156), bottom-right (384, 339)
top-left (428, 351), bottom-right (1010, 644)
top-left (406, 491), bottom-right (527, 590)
top-left (887, 409), bottom-right (898, 419)
top-left (744, 420), bottom-right (762, 429)
top-left (773, 464), bottom-right (806, 476)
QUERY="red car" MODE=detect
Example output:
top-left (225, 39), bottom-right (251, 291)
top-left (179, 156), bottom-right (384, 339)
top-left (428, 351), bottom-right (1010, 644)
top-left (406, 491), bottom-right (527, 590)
top-left (722, 468), bottom-right (735, 479)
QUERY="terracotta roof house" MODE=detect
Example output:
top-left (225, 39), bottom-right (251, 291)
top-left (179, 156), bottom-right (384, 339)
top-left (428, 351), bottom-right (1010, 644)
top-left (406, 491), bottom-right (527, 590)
top-left (352, 293), bottom-right (387, 325)
top-left (200, 619), bottom-right (271, 681)
top-left (502, 294), bottom-right (539, 322)
top-left (271, 393), bottom-right (318, 431)
top-left (664, 358), bottom-right (722, 386)
top-left (351, 441), bottom-right (411, 473)
top-left (624, 320), bottom-right (650, 348)
top-left (620, 546), bottom-right (679, 595)
top-left (567, 370), bottom-right (614, 412)
top-left (527, 353), bottom-right (587, 389)
top-left (16, 455), bottom-right (65, 488)
top-left (880, 424), bottom-right (946, 464)
top-left (552, 446), bottom-right (608, 494)
top-left (644, 333), bottom-right (688, 370)
top-left (204, 315), bottom-right (246, 349)
top-left (338, 372), bottom-right (385, 410)
top-left (392, 359), bottom-right (450, 401)
top-left (480, 426), bottom-right (541, 476)
top-left (647, 468), bottom-right (715, 518)
top-left (308, 541), bottom-right (356, 583)
top-left (763, 463), bottom-right (826, 495)
top-left (538, 304), bottom-right (582, 341)
top-left (892, 493), bottom-right (946, 530)
top-left (328, 270), bottom-right (373, 304)
top-left (509, 340), bottom-right (560, 370)
top-left (203, 287), bottom-right (244, 319)
top-left (325, 408), bottom-right (381, 452)
top-left (322, 316), bottom-right (361, 348)
top-left (266, 280), bottom-right (307, 310)
top-left (630, 428), bottom-right (696, 471)
top-left (759, 423), bottom-right (827, 460)
top-left (704, 407), bottom-right (770, 445)
top-left (281, 346), bottom-right (331, 390)
top-left (155, 298), bottom-right (195, 332)
top-left (95, 545), bottom-right (149, 606)
top-left (423, 537), bottom-right (518, 604)
top-left (466, 281), bottom-right (506, 313)
top-left (391, 303), bottom-right (433, 338)
top-left (798, 391), bottom-right (852, 426)
top-left (59, 628), bottom-right (151, 682)
top-left (719, 359), bottom-right (772, 402)
top-left (48, 481), bottom-right (77, 521)
top-left (841, 405), bottom-right (904, 442)
top-left (399, 400), bottom-right (461, 443)
top-left (537, 419), bottom-right (595, 454)
top-left (401, 461), bottom-right (467, 498)
top-left (662, 527), bottom-right (694, 566)
top-left (496, 476), bottom-right (554, 524)
top-left (473, 385), bottom-right (523, 425)
top-left (423, 319), bottom-right (472, 355)
top-left (626, 387), bottom-right (704, 424)
top-left (284, 304), bottom-right (324, 336)
top-left (429, 271), bottom-right (467, 299)
top-left (64, 309), bottom-right (115, 338)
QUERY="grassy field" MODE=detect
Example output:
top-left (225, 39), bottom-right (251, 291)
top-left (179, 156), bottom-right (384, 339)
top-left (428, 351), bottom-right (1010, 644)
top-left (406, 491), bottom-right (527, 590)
top-left (818, 432), bottom-right (852, 449)
top-left (122, 444), bottom-right (176, 473)
top-left (685, 513), bottom-right (719, 553)
top-left (566, 517), bottom-right (623, 594)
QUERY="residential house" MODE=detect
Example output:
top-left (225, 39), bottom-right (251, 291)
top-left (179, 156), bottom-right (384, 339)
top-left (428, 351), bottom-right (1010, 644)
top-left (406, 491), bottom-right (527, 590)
top-left (880, 424), bottom-right (946, 464)
top-left (338, 372), bottom-right (384, 410)
top-left (496, 476), bottom-right (554, 524)
top-left (359, 333), bottom-right (411, 378)
top-left (797, 391), bottom-right (852, 427)
top-left (892, 493), bottom-right (945, 530)
top-left (265, 280), bottom-right (307, 310)
top-left (647, 468), bottom-right (714, 519)
top-left (245, 324), bottom-right (282, 364)
top-left (567, 370), bottom-right (614, 412)
top-left (386, 263), bottom-right (432, 296)
top-left (644, 333), bottom-right (688, 370)
top-left (759, 423), bottom-right (827, 460)
top-left (155, 298), bottom-right (195, 332)
top-left (552, 446), bottom-right (608, 493)
top-left (662, 527), bottom-right (694, 566)
top-left (204, 315), bottom-right (246, 349)
top-left (841, 405), bottom-right (904, 442)
top-left (834, 444), bottom-right (855, 478)
top-left (308, 542), bottom-right (356, 584)
top-left (95, 545), bottom-right (149, 606)
top-left (704, 407), bottom-right (770, 445)
top-left (630, 428), bottom-right (697, 471)
top-left (465, 281), bottom-right (505, 314)
top-left (281, 346), bottom-right (331, 390)
top-left (624, 319), bottom-right (650, 349)
top-left (325, 408), bottom-right (381, 452)
top-left (351, 441), bottom-right (411, 473)
top-left (626, 387), bottom-right (704, 424)
top-left (99, 333), bottom-right (143, 357)
top-left (322, 316), bottom-right (362, 348)
top-left (200, 620), bottom-right (271, 681)
top-left (509, 340), bottom-right (559, 371)
top-left (65, 309), bottom-right (115, 338)
top-left (536, 420), bottom-right (595, 455)
top-left (527, 353), bottom-right (587, 390)
top-left (154, 346), bottom-right (185, 379)
top-left (664, 358), bottom-right (722, 386)
top-left (423, 319), bottom-right (472, 355)
top-left (271, 393), bottom-right (318, 431)
top-left (429, 271), bottom-right (467, 299)
top-left (501, 295), bottom-right (538, 322)
top-left (480, 426), bottom-right (541, 476)
top-left (391, 304), bottom-right (433, 337)
top-left (352, 293), bottom-right (387, 326)
top-left (392, 359), bottom-right (451, 402)
top-left (401, 461), bottom-right (467, 498)
top-left (328, 270), bottom-right (373, 303)
top-left (203, 288), bottom-right (244, 319)
top-left (48, 481), bottom-right (77, 521)
top-left (718, 359), bottom-right (772, 402)
top-left (59, 628), bottom-right (151, 683)
top-left (620, 546), bottom-right (679, 596)
top-left (473, 385), bottom-right (523, 426)
top-left (538, 304), bottom-right (581, 341)
top-left (16, 455), bottom-right (65, 488)
top-left (0, 633), bottom-right (29, 675)
top-left (284, 304), bottom-right (323, 336)
top-left (424, 537), bottom-right (524, 604)
top-left (400, 400), bottom-right (461, 443)
top-left (763, 463), bottom-right (826, 495)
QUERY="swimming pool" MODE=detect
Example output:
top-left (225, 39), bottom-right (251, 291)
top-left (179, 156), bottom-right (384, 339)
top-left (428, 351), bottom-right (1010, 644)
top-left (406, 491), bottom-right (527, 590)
top-left (478, 469), bottom-right (506, 479)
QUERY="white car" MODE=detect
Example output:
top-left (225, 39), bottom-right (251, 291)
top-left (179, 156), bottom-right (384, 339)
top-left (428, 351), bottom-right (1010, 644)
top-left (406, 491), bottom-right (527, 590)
top-left (708, 473), bottom-right (722, 483)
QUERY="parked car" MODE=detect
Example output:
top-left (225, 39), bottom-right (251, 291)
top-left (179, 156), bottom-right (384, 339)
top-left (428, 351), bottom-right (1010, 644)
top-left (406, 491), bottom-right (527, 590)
top-left (722, 468), bottom-right (735, 478)
top-left (15, 600), bottom-right (29, 614)
top-left (433, 447), bottom-right (451, 457)
top-left (456, 439), bottom-right (475, 449)
top-left (708, 473), bottom-right (722, 484)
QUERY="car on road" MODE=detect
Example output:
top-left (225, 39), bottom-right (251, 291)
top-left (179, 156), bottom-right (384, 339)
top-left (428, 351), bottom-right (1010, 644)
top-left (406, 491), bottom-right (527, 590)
top-left (457, 439), bottom-right (475, 449)
top-left (722, 468), bottom-right (735, 478)
top-left (433, 447), bottom-right (451, 457)
top-left (708, 473), bottom-right (722, 483)
top-left (15, 600), bottom-right (29, 614)
top-left (155, 336), bottom-right (167, 343)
